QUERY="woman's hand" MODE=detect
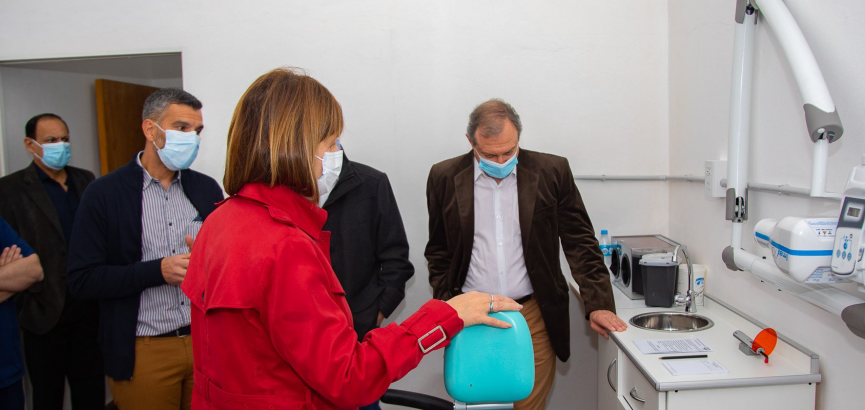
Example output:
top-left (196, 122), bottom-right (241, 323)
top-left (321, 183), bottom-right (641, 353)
top-left (446, 291), bottom-right (522, 328)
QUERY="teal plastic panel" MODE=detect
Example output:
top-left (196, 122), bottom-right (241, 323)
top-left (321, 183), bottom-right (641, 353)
top-left (443, 311), bottom-right (534, 403)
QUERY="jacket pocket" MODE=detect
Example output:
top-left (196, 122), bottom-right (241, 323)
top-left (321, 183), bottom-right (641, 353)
top-left (197, 368), bottom-right (311, 410)
top-left (533, 203), bottom-right (555, 216)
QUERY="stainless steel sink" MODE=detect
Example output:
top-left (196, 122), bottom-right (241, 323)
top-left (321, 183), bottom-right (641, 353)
top-left (629, 312), bottom-right (714, 332)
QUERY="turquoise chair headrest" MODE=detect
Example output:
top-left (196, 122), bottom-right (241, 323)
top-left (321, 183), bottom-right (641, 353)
top-left (443, 311), bottom-right (534, 403)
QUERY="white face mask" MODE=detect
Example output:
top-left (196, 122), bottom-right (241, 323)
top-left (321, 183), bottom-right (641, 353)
top-left (316, 149), bottom-right (344, 206)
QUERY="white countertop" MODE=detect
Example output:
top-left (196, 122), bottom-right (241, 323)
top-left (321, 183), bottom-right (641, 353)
top-left (607, 286), bottom-right (821, 391)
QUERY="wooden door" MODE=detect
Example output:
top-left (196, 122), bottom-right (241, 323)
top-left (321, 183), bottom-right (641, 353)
top-left (95, 79), bottom-right (159, 175)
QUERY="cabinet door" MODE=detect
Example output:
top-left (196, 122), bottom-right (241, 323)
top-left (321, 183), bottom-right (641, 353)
top-left (620, 355), bottom-right (663, 410)
top-left (598, 336), bottom-right (620, 410)
top-left (616, 395), bottom-right (634, 410)
top-left (666, 384), bottom-right (816, 410)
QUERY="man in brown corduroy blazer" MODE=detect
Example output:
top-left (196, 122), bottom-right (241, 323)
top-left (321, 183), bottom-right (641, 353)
top-left (425, 99), bottom-right (627, 410)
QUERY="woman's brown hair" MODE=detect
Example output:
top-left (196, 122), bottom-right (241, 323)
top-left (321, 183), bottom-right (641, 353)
top-left (224, 68), bottom-right (344, 201)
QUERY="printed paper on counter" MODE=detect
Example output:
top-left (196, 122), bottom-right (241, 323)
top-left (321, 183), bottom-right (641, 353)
top-left (633, 338), bottom-right (712, 355)
top-left (663, 360), bottom-right (728, 376)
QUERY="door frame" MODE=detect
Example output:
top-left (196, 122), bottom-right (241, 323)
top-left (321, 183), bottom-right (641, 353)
top-left (0, 51), bottom-right (183, 178)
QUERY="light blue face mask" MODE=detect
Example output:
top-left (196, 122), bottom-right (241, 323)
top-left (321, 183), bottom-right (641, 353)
top-left (477, 150), bottom-right (518, 179)
top-left (154, 124), bottom-right (200, 171)
top-left (33, 141), bottom-right (72, 170)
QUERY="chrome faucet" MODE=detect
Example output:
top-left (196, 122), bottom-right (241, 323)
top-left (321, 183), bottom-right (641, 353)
top-left (671, 244), bottom-right (697, 313)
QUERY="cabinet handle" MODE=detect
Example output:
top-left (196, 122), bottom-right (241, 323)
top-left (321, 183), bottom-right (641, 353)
top-left (629, 387), bottom-right (646, 404)
top-left (606, 358), bottom-right (617, 392)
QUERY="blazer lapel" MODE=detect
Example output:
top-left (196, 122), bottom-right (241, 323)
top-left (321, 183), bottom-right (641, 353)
top-left (454, 159), bottom-right (475, 257)
top-left (517, 163), bottom-right (539, 250)
top-left (22, 165), bottom-right (64, 239)
top-left (67, 168), bottom-right (92, 198)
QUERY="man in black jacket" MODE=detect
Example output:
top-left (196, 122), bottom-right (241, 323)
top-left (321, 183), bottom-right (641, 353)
top-left (318, 140), bottom-right (414, 410)
top-left (67, 89), bottom-right (223, 410)
top-left (0, 113), bottom-right (103, 409)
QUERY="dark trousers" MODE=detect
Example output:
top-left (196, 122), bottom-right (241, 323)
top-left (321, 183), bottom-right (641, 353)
top-left (22, 296), bottom-right (104, 410)
top-left (0, 379), bottom-right (24, 410)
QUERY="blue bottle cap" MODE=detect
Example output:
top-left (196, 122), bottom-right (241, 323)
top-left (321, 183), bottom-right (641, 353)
top-left (601, 230), bottom-right (608, 235)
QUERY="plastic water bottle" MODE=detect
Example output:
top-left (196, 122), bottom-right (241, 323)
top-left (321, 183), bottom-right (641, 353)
top-left (599, 230), bottom-right (612, 267)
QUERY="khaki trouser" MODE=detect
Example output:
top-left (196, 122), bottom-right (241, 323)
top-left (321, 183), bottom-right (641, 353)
top-left (107, 335), bottom-right (194, 410)
top-left (514, 297), bottom-right (557, 410)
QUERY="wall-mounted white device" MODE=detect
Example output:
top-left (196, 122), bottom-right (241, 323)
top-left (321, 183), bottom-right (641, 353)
top-left (754, 217), bottom-right (838, 283)
top-left (831, 156), bottom-right (865, 276)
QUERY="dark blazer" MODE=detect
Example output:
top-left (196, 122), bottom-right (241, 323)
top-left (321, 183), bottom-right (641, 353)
top-left (425, 149), bottom-right (615, 362)
top-left (322, 155), bottom-right (414, 341)
top-left (66, 156), bottom-right (223, 380)
top-left (0, 163), bottom-right (95, 334)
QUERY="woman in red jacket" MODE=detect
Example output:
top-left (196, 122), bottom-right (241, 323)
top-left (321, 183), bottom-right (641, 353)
top-left (181, 68), bottom-right (522, 410)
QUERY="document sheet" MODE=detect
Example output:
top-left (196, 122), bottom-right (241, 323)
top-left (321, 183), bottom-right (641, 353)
top-left (633, 338), bottom-right (712, 355)
top-left (663, 360), bottom-right (728, 376)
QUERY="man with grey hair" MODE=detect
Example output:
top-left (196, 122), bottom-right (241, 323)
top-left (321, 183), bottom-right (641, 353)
top-left (426, 99), bottom-right (627, 409)
top-left (67, 88), bottom-right (223, 410)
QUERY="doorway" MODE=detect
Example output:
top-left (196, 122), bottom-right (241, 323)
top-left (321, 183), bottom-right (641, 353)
top-left (0, 52), bottom-right (183, 410)
top-left (0, 53), bottom-right (183, 177)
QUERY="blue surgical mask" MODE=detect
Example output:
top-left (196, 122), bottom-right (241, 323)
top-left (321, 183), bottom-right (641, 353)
top-left (33, 141), bottom-right (72, 170)
top-left (477, 150), bottom-right (518, 179)
top-left (154, 124), bottom-right (200, 171)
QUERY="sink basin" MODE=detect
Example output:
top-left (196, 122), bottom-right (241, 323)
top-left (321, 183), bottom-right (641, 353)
top-left (629, 312), bottom-right (714, 332)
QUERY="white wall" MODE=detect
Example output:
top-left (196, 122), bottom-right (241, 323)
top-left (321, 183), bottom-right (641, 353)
top-left (0, 55), bottom-right (182, 177)
top-left (0, 1), bottom-right (670, 408)
top-left (668, 1), bottom-right (865, 409)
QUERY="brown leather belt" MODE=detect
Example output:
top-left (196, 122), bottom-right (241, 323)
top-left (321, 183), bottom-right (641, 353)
top-left (515, 294), bottom-right (534, 305)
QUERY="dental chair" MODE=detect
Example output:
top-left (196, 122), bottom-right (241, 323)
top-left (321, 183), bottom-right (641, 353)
top-left (382, 311), bottom-right (534, 410)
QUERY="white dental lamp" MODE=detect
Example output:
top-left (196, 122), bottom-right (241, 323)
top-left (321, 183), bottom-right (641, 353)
top-left (719, 0), bottom-right (865, 339)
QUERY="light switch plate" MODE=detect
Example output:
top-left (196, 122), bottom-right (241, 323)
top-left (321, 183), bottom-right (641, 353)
top-left (705, 160), bottom-right (727, 198)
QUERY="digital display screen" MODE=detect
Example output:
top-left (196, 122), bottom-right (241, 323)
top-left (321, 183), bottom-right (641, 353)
top-left (840, 198), bottom-right (865, 229)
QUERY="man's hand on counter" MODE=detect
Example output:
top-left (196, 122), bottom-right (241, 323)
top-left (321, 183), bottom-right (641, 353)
top-left (589, 310), bottom-right (628, 339)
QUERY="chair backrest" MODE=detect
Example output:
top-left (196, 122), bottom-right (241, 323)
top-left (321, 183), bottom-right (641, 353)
top-left (443, 311), bottom-right (534, 403)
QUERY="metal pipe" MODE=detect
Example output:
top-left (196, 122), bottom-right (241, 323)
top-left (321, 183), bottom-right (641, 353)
top-left (806, 139), bottom-right (842, 199)
top-left (732, 248), bottom-right (865, 316)
top-left (811, 138), bottom-right (829, 196)
top-left (572, 175), bottom-right (703, 182)
top-left (752, 0), bottom-right (835, 112)
top-left (747, 182), bottom-right (811, 197)
top-left (573, 175), bottom-right (666, 181)
top-left (727, 8), bottom-right (758, 249)
top-left (666, 175), bottom-right (706, 182)
top-left (574, 175), bottom-right (840, 200)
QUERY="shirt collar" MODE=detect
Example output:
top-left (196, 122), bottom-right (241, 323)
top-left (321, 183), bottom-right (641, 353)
top-left (137, 151), bottom-right (181, 188)
top-left (32, 163), bottom-right (53, 182)
top-left (233, 183), bottom-right (327, 240)
top-left (472, 155), bottom-right (517, 182)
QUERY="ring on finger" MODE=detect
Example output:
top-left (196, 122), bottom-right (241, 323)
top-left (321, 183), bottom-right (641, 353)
top-left (489, 301), bottom-right (494, 314)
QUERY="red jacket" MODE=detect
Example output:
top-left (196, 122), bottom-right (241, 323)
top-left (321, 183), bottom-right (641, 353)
top-left (182, 183), bottom-right (463, 409)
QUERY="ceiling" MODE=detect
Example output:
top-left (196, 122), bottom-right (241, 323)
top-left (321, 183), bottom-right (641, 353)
top-left (0, 53), bottom-right (182, 80)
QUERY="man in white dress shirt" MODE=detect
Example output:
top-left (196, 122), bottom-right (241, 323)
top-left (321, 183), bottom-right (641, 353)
top-left (425, 99), bottom-right (627, 409)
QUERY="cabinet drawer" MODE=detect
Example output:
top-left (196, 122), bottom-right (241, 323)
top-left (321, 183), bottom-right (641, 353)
top-left (620, 355), bottom-right (661, 410)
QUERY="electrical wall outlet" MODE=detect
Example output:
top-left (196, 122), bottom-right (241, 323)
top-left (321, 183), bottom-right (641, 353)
top-left (705, 160), bottom-right (727, 198)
